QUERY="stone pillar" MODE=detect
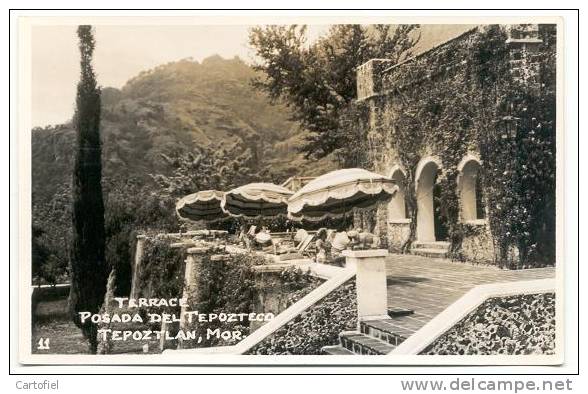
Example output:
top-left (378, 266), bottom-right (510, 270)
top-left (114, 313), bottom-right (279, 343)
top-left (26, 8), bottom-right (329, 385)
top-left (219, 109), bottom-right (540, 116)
top-left (177, 246), bottom-right (209, 349)
top-left (176, 248), bottom-right (234, 349)
top-left (158, 242), bottom-right (193, 351)
top-left (505, 24), bottom-right (542, 90)
top-left (250, 266), bottom-right (288, 332)
top-left (180, 248), bottom-right (210, 319)
top-left (129, 234), bottom-right (146, 299)
top-left (343, 249), bottom-right (389, 323)
top-left (374, 201), bottom-right (389, 250)
top-left (356, 59), bottom-right (395, 100)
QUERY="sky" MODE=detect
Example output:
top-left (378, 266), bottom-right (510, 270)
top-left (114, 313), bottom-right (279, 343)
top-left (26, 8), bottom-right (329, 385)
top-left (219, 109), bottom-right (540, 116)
top-left (30, 24), bottom-right (473, 128)
top-left (31, 24), bottom-right (333, 127)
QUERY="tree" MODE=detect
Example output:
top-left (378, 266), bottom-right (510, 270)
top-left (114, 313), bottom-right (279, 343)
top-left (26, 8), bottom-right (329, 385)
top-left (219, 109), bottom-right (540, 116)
top-left (103, 178), bottom-right (179, 297)
top-left (150, 143), bottom-right (259, 199)
top-left (32, 183), bottom-right (72, 284)
top-left (31, 226), bottom-right (50, 285)
top-left (69, 25), bottom-right (108, 353)
top-left (249, 24), bottom-right (420, 161)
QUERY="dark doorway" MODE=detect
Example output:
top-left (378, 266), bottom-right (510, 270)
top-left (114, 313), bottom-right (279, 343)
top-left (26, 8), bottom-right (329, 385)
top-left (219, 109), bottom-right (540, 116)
top-left (433, 174), bottom-right (449, 241)
top-left (475, 175), bottom-right (486, 219)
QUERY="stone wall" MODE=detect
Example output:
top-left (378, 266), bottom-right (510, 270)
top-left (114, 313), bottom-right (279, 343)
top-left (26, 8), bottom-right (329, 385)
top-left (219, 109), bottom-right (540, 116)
top-left (380, 28), bottom-right (479, 93)
top-left (387, 221), bottom-right (411, 252)
top-left (251, 267), bottom-right (322, 331)
top-left (354, 24), bottom-right (548, 265)
top-left (356, 59), bottom-right (396, 100)
top-left (460, 222), bottom-right (495, 264)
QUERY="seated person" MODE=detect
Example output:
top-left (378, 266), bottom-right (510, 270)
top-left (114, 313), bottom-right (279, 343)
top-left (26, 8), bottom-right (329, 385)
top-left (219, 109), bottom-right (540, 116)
top-left (255, 228), bottom-right (273, 248)
top-left (313, 228), bottom-right (357, 264)
top-left (237, 224), bottom-right (253, 249)
top-left (247, 225), bottom-right (257, 238)
top-left (293, 228), bottom-right (309, 247)
top-left (314, 228), bottom-right (331, 263)
top-left (331, 230), bottom-right (354, 258)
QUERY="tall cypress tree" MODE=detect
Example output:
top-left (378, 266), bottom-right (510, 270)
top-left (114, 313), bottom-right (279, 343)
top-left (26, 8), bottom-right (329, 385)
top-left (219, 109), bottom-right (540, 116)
top-left (69, 25), bottom-right (108, 353)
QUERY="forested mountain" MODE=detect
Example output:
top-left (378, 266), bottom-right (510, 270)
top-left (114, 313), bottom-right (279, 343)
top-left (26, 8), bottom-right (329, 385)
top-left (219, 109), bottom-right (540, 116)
top-left (32, 55), bottom-right (336, 206)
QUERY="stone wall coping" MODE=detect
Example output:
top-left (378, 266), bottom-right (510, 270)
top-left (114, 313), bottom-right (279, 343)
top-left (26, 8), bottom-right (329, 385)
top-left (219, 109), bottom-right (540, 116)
top-left (463, 219), bottom-right (488, 226)
top-left (186, 246), bottom-right (212, 254)
top-left (210, 254), bottom-right (230, 261)
top-left (388, 218), bottom-right (412, 225)
top-left (252, 262), bottom-right (310, 273)
top-left (224, 245), bottom-right (249, 254)
top-left (251, 261), bottom-right (343, 281)
top-left (358, 58), bottom-right (395, 66)
top-left (381, 27), bottom-right (479, 75)
top-left (505, 37), bottom-right (543, 45)
top-left (155, 233), bottom-right (183, 238)
top-left (342, 249), bottom-right (389, 258)
top-left (169, 242), bottom-right (194, 249)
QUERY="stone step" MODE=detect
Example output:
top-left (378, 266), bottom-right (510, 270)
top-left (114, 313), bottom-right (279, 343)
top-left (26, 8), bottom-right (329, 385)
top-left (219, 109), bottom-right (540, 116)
top-left (360, 319), bottom-right (411, 346)
top-left (338, 331), bottom-right (396, 355)
top-left (411, 248), bottom-right (449, 259)
top-left (388, 307), bottom-right (414, 317)
top-left (412, 241), bottom-right (451, 250)
top-left (321, 345), bottom-right (355, 355)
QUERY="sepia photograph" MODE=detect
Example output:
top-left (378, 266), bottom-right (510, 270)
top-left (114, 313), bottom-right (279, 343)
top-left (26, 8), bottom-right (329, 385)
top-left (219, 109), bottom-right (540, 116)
top-left (14, 14), bottom-right (565, 365)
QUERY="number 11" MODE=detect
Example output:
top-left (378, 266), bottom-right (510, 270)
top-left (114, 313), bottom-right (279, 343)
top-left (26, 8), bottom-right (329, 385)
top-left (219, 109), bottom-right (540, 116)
top-left (37, 338), bottom-right (50, 350)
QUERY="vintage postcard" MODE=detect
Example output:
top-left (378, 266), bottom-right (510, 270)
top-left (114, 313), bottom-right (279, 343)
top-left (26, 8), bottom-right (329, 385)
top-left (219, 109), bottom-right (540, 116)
top-left (13, 13), bottom-right (565, 366)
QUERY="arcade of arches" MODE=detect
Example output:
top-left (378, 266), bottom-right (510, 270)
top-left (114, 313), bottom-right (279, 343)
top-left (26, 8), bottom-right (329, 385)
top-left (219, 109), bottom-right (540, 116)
top-left (385, 156), bottom-right (485, 244)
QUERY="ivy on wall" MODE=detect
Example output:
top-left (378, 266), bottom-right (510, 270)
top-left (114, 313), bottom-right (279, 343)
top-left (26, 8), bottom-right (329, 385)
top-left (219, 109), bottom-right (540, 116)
top-left (138, 237), bottom-right (187, 311)
top-left (354, 25), bottom-right (556, 268)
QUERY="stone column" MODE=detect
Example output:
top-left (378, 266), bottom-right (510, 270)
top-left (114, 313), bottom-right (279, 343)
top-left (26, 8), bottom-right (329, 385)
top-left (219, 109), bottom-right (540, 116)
top-left (180, 248), bottom-right (210, 320)
top-left (129, 234), bottom-right (147, 299)
top-left (505, 24), bottom-right (542, 91)
top-left (343, 249), bottom-right (389, 323)
top-left (356, 59), bottom-right (395, 100)
top-left (177, 246), bottom-right (215, 349)
top-left (158, 242), bottom-right (193, 351)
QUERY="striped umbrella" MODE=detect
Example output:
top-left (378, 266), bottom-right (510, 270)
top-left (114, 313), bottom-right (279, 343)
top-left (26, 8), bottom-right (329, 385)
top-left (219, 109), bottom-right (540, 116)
top-left (221, 182), bottom-right (293, 220)
top-left (176, 190), bottom-right (226, 222)
top-left (288, 168), bottom-right (397, 222)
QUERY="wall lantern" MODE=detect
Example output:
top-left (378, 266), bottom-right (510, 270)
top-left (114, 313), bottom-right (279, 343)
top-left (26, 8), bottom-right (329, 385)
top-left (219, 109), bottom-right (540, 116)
top-left (498, 115), bottom-right (520, 139)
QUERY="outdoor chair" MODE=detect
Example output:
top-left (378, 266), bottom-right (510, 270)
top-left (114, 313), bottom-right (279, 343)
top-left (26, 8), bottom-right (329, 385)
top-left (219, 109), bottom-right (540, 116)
top-left (277, 233), bottom-right (315, 261)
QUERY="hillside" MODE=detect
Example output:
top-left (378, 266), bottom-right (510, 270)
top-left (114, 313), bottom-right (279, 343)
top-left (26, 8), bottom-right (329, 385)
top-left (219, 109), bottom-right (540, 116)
top-left (32, 56), bottom-right (333, 209)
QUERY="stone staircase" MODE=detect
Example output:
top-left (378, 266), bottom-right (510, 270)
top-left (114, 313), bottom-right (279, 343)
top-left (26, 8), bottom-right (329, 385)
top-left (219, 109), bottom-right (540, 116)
top-left (322, 318), bottom-right (412, 355)
top-left (411, 241), bottom-right (450, 259)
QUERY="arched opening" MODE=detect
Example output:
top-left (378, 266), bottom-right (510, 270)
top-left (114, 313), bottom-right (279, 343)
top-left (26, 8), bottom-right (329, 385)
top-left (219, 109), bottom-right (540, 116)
top-left (416, 159), bottom-right (448, 242)
top-left (459, 159), bottom-right (485, 222)
top-left (388, 167), bottom-right (408, 221)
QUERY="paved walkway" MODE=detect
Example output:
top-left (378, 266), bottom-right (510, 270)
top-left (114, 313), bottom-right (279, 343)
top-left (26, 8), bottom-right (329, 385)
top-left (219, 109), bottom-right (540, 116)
top-left (384, 254), bottom-right (555, 335)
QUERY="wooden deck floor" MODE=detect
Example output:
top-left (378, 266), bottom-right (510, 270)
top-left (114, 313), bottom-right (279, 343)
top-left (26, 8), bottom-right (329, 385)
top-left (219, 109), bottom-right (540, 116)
top-left (384, 254), bottom-right (555, 335)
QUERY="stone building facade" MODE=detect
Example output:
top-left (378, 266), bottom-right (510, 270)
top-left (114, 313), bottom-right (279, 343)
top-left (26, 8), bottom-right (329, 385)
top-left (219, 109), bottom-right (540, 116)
top-left (354, 25), bottom-right (555, 265)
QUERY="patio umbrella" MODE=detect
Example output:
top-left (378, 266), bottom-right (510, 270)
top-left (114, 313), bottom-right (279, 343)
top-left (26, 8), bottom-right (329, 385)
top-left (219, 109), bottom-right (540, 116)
top-left (176, 190), bottom-right (226, 222)
top-left (287, 168), bottom-right (398, 222)
top-left (221, 182), bottom-right (294, 220)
